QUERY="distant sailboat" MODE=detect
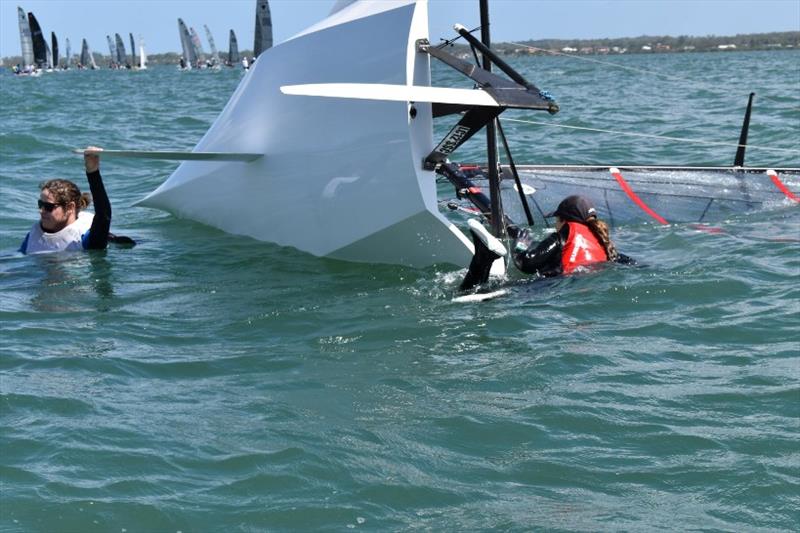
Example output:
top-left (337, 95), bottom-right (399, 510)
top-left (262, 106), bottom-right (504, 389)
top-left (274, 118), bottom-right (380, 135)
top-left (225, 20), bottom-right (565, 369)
top-left (106, 35), bottom-right (117, 68)
top-left (204, 24), bottom-right (221, 68)
top-left (64, 37), bottom-right (71, 69)
top-left (17, 7), bottom-right (34, 70)
top-left (138, 35), bottom-right (148, 70)
top-left (51, 32), bottom-right (58, 69)
top-left (177, 18), bottom-right (195, 70)
top-left (80, 38), bottom-right (98, 69)
top-left (114, 33), bottom-right (128, 68)
top-left (227, 29), bottom-right (239, 67)
top-left (129, 33), bottom-right (136, 68)
top-left (189, 27), bottom-right (206, 67)
top-left (253, 0), bottom-right (272, 59)
top-left (28, 12), bottom-right (47, 69)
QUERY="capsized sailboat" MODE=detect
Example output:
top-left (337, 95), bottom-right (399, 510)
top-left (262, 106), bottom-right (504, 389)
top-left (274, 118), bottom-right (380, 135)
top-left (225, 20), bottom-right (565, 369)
top-left (117, 0), bottom-right (796, 269)
top-left (138, 0), bottom-right (487, 268)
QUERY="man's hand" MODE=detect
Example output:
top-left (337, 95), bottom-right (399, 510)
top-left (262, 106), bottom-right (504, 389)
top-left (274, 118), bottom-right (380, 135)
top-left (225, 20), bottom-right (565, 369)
top-left (84, 146), bottom-right (103, 173)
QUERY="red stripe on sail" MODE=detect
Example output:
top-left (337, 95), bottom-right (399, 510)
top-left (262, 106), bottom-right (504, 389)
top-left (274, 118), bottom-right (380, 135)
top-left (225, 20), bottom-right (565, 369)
top-left (610, 167), bottom-right (669, 225)
top-left (767, 170), bottom-right (800, 203)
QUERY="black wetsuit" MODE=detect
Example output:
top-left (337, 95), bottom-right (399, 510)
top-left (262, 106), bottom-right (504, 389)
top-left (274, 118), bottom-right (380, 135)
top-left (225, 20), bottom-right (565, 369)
top-left (512, 225), bottom-right (635, 277)
top-left (84, 169), bottom-right (111, 250)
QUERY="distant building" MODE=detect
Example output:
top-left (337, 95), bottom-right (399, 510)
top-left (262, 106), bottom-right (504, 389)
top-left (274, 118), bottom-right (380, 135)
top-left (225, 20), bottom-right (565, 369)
top-left (718, 44), bottom-right (737, 50)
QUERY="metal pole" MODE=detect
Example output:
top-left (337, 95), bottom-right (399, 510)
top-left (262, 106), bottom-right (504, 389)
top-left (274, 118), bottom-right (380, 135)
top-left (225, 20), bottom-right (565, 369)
top-left (479, 0), bottom-right (504, 238)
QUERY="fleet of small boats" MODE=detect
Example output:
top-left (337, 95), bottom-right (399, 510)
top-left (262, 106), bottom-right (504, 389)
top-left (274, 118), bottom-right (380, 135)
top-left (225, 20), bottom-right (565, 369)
top-left (10, 3), bottom-right (247, 73)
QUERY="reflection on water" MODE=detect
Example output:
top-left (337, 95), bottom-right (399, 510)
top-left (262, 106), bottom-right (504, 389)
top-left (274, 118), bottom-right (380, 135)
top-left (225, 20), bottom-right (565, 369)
top-left (27, 251), bottom-right (115, 313)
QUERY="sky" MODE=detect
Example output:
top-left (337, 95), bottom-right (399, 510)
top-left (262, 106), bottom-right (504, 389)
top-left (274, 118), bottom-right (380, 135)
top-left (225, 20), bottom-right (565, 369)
top-left (1, 0), bottom-right (798, 58)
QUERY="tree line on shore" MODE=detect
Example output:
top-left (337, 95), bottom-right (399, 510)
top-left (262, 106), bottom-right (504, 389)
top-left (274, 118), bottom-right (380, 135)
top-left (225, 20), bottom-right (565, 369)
top-left (490, 31), bottom-right (800, 55)
top-left (3, 31), bottom-right (798, 66)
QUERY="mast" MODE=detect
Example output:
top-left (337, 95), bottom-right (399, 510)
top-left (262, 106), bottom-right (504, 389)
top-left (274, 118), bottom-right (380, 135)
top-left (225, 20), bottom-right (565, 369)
top-left (479, 0), bottom-right (504, 238)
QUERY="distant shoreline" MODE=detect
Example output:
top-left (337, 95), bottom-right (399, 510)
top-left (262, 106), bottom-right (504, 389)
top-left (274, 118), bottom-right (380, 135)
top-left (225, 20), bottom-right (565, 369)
top-left (2, 31), bottom-right (797, 66)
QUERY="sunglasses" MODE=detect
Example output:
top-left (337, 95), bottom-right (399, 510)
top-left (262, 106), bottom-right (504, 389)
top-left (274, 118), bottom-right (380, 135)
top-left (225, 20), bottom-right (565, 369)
top-left (38, 199), bottom-right (64, 212)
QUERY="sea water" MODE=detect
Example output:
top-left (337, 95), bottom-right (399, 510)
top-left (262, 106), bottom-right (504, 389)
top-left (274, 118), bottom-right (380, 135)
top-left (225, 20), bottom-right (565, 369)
top-left (1, 51), bottom-right (798, 531)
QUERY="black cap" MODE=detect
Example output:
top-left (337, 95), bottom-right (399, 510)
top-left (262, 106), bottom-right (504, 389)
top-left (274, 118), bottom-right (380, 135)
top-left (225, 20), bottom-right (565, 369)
top-left (545, 195), bottom-right (597, 223)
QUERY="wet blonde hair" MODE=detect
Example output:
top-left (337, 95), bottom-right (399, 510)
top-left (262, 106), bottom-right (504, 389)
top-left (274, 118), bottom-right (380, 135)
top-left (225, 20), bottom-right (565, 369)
top-left (585, 216), bottom-right (619, 261)
top-left (40, 179), bottom-right (91, 212)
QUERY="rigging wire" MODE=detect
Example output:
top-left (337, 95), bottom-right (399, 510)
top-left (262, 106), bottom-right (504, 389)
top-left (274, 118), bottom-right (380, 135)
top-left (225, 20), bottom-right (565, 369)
top-left (502, 116), bottom-right (800, 155)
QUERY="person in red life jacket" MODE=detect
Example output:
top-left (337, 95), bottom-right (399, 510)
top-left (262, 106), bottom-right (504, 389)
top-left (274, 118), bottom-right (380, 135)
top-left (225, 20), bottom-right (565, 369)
top-left (512, 195), bottom-right (628, 277)
top-left (20, 147), bottom-right (116, 255)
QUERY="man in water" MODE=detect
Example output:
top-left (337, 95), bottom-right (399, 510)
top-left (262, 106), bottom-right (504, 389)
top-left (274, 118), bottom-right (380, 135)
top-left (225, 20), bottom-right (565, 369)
top-left (20, 147), bottom-right (111, 254)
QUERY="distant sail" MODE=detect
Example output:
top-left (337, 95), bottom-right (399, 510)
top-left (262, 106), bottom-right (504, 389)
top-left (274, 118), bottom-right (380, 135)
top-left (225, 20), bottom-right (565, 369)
top-left (64, 37), bottom-right (71, 68)
top-left (45, 41), bottom-right (53, 69)
top-left (17, 7), bottom-right (34, 67)
top-left (228, 29), bottom-right (239, 64)
top-left (253, 0), bottom-right (272, 58)
top-left (189, 27), bottom-right (206, 65)
top-left (138, 35), bottom-right (147, 69)
top-left (82, 39), bottom-right (98, 69)
top-left (204, 24), bottom-right (221, 66)
top-left (177, 18), bottom-right (196, 68)
top-left (106, 35), bottom-right (116, 67)
top-left (51, 32), bottom-right (58, 68)
top-left (28, 12), bottom-right (47, 68)
top-left (129, 33), bottom-right (136, 67)
top-left (115, 33), bottom-right (126, 66)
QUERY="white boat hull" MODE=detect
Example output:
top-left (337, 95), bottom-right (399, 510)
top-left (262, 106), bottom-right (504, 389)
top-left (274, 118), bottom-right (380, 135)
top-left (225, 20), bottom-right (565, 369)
top-left (139, 0), bottom-right (473, 268)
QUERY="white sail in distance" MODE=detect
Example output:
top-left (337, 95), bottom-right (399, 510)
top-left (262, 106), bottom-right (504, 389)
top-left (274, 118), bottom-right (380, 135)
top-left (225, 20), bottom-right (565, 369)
top-left (17, 7), bottom-right (34, 67)
top-left (138, 35), bottom-right (147, 69)
top-left (204, 25), bottom-right (221, 66)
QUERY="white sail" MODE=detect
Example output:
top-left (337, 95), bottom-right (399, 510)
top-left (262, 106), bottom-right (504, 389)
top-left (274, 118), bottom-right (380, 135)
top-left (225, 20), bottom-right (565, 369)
top-left (138, 35), bottom-right (147, 69)
top-left (45, 41), bottom-right (53, 70)
top-left (106, 35), bottom-right (116, 67)
top-left (253, 0), bottom-right (272, 58)
top-left (204, 24), bottom-right (221, 66)
top-left (17, 7), bottom-right (34, 67)
top-left (139, 0), bottom-right (473, 268)
top-left (64, 37), bottom-right (71, 68)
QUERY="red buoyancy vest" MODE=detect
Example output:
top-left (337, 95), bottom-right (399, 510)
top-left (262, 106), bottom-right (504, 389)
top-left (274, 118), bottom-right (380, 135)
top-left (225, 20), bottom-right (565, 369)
top-left (561, 221), bottom-right (608, 274)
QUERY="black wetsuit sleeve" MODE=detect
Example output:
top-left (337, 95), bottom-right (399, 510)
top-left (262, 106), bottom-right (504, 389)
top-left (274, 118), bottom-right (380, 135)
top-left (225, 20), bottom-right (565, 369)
top-left (512, 225), bottom-right (568, 277)
top-left (84, 170), bottom-right (111, 250)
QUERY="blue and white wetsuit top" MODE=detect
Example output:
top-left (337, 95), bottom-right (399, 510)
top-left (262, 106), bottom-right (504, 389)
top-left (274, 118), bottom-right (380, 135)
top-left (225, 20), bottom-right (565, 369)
top-left (21, 211), bottom-right (95, 254)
